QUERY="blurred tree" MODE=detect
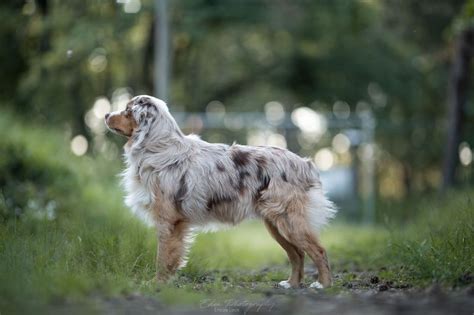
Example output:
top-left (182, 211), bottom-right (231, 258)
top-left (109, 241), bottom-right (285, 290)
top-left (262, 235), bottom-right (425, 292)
top-left (1, 0), bottom-right (473, 195)
top-left (373, 0), bottom-right (467, 193)
top-left (154, 0), bottom-right (170, 101)
top-left (443, 26), bottom-right (474, 189)
top-left (0, 1), bottom-right (27, 101)
top-left (442, 0), bottom-right (474, 189)
top-left (10, 0), bottom-right (153, 136)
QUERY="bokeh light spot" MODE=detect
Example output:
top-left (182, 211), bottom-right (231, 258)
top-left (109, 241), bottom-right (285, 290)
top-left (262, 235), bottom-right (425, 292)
top-left (264, 101), bottom-right (285, 126)
top-left (459, 142), bottom-right (472, 166)
top-left (206, 100), bottom-right (226, 116)
top-left (123, 0), bottom-right (141, 13)
top-left (333, 101), bottom-right (350, 119)
top-left (291, 107), bottom-right (327, 135)
top-left (314, 148), bottom-right (334, 171)
top-left (332, 133), bottom-right (351, 154)
top-left (88, 48), bottom-right (108, 73)
top-left (71, 135), bottom-right (88, 156)
top-left (93, 97), bottom-right (111, 119)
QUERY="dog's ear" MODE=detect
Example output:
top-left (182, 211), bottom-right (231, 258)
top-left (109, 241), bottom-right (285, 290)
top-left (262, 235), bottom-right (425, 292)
top-left (130, 105), bottom-right (156, 149)
top-left (132, 104), bottom-right (152, 126)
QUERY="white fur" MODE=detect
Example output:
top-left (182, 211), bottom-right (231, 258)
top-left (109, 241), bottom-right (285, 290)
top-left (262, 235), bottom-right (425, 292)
top-left (122, 159), bottom-right (155, 226)
top-left (309, 281), bottom-right (324, 289)
top-left (278, 280), bottom-right (293, 289)
top-left (307, 188), bottom-right (337, 232)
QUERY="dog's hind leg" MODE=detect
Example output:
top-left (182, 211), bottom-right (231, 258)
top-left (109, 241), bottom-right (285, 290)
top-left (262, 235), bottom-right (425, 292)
top-left (298, 230), bottom-right (332, 288)
top-left (278, 215), bottom-right (332, 288)
top-left (267, 206), bottom-right (332, 288)
top-left (264, 219), bottom-right (304, 288)
top-left (156, 219), bottom-right (192, 283)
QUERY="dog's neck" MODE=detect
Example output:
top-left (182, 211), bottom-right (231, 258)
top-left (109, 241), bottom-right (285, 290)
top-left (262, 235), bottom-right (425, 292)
top-left (123, 125), bottom-right (191, 174)
top-left (127, 114), bottom-right (183, 149)
top-left (126, 129), bottom-right (184, 154)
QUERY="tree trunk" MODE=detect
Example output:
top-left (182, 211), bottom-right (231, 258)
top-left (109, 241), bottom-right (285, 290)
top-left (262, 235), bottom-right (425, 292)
top-left (442, 27), bottom-right (474, 190)
top-left (154, 0), bottom-right (170, 101)
top-left (143, 19), bottom-right (154, 94)
top-left (37, 0), bottom-right (50, 53)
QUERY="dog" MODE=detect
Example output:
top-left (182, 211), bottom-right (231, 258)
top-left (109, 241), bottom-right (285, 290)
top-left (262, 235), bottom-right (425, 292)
top-left (104, 95), bottom-right (336, 289)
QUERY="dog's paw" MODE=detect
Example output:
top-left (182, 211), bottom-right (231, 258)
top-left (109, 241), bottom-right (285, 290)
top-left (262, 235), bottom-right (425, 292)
top-left (278, 280), bottom-right (293, 289)
top-left (309, 281), bottom-right (324, 289)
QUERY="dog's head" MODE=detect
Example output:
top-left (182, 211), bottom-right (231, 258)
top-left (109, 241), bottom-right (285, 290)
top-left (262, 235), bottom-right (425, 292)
top-left (104, 95), bottom-right (168, 138)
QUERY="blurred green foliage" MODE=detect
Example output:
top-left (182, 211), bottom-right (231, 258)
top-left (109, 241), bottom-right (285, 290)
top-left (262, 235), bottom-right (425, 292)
top-left (0, 141), bottom-right (75, 221)
top-left (1, 0), bottom-right (473, 196)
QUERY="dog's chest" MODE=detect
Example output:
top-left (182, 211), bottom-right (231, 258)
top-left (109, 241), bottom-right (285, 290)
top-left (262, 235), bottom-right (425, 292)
top-left (123, 165), bottom-right (154, 224)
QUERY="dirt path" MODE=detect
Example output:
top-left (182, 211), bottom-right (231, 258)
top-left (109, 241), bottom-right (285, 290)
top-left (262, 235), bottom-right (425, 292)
top-left (50, 270), bottom-right (474, 315)
top-left (93, 285), bottom-right (474, 315)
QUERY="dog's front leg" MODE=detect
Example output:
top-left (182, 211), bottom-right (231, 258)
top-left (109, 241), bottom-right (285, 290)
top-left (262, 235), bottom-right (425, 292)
top-left (156, 219), bottom-right (190, 283)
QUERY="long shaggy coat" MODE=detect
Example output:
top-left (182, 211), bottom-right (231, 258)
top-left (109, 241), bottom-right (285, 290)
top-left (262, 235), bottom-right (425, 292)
top-left (105, 95), bottom-right (336, 289)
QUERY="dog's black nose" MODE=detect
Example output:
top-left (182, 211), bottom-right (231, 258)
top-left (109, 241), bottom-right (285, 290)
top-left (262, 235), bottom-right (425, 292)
top-left (105, 113), bottom-right (110, 120)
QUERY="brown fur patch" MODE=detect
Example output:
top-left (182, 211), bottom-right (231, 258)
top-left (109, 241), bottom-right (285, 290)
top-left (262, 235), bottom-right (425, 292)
top-left (156, 219), bottom-right (190, 282)
top-left (269, 202), bottom-right (333, 287)
top-left (254, 156), bottom-right (270, 202)
top-left (167, 161), bottom-right (180, 169)
top-left (231, 149), bottom-right (250, 167)
top-left (206, 194), bottom-right (233, 211)
top-left (107, 113), bottom-right (137, 137)
top-left (216, 161), bottom-right (226, 172)
top-left (255, 156), bottom-right (267, 180)
top-left (174, 173), bottom-right (187, 212)
top-left (254, 174), bottom-right (271, 202)
top-left (264, 220), bottom-right (304, 287)
top-left (237, 170), bottom-right (250, 194)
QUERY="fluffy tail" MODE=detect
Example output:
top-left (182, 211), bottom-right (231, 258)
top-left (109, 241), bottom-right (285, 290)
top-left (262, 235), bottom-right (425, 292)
top-left (306, 187), bottom-right (337, 232)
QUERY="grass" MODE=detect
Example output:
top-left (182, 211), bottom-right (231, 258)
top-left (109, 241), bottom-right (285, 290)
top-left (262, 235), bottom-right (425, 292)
top-left (0, 110), bottom-right (472, 313)
top-left (389, 194), bottom-right (474, 286)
